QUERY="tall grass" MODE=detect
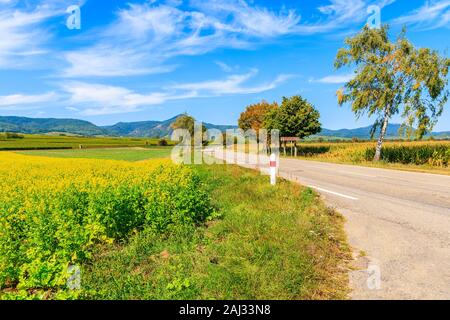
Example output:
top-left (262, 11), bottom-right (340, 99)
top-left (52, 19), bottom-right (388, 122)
top-left (289, 141), bottom-right (450, 168)
top-left (82, 165), bottom-right (351, 300)
top-left (365, 144), bottom-right (450, 166)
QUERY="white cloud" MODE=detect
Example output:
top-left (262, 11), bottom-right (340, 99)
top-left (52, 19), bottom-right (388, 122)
top-left (60, 70), bottom-right (290, 115)
top-left (61, 81), bottom-right (196, 115)
top-left (215, 61), bottom-right (238, 73)
top-left (61, 0), bottom-right (386, 78)
top-left (171, 69), bottom-right (292, 95)
top-left (0, 92), bottom-right (57, 107)
top-left (0, 1), bottom-right (76, 68)
top-left (393, 0), bottom-right (450, 30)
top-left (63, 47), bottom-right (177, 77)
top-left (190, 0), bottom-right (301, 37)
top-left (311, 74), bottom-right (354, 84)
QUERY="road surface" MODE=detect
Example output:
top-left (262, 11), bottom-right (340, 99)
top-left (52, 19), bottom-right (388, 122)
top-left (209, 149), bottom-right (450, 299)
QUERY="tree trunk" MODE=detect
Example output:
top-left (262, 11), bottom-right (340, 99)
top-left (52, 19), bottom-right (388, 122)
top-left (373, 107), bottom-right (391, 162)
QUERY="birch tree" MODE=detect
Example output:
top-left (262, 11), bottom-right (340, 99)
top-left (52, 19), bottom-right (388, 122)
top-left (335, 26), bottom-right (449, 161)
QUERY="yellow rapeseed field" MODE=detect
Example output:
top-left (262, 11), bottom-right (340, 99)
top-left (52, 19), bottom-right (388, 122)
top-left (0, 153), bottom-right (213, 299)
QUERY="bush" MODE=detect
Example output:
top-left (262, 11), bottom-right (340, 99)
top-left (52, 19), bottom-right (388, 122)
top-left (2, 132), bottom-right (24, 139)
top-left (158, 139), bottom-right (168, 146)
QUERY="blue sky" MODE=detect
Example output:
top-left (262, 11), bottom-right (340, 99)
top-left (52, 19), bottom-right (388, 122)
top-left (0, 0), bottom-right (449, 130)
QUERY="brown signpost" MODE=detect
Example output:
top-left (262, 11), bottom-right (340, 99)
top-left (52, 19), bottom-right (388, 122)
top-left (280, 137), bottom-right (300, 156)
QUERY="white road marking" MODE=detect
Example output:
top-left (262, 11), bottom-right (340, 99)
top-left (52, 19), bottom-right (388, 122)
top-left (307, 185), bottom-right (359, 200)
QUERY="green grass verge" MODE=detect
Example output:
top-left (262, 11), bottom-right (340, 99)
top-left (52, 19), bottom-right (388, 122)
top-left (16, 148), bottom-right (173, 161)
top-left (81, 164), bottom-right (351, 300)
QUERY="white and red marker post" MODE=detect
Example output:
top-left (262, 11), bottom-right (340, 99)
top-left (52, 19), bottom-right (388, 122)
top-left (269, 153), bottom-right (277, 186)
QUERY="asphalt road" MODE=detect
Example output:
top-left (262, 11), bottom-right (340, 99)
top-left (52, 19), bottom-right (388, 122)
top-left (277, 158), bottom-right (450, 300)
top-left (209, 149), bottom-right (450, 299)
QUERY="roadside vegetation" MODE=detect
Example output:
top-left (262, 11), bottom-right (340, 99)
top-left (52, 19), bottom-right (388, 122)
top-left (0, 149), bottom-right (350, 300)
top-left (82, 164), bottom-right (350, 300)
top-left (283, 140), bottom-right (450, 174)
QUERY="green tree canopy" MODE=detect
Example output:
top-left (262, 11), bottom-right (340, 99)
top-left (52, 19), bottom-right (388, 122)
top-left (335, 25), bottom-right (450, 161)
top-left (264, 96), bottom-right (321, 139)
top-left (171, 114), bottom-right (206, 136)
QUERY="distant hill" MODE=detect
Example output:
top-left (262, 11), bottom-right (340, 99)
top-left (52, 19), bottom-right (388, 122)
top-left (101, 115), bottom-right (237, 137)
top-left (0, 115), bottom-right (238, 137)
top-left (101, 118), bottom-right (174, 137)
top-left (317, 124), bottom-right (450, 140)
top-left (0, 116), bottom-right (105, 136)
top-left (1, 115), bottom-right (448, 139)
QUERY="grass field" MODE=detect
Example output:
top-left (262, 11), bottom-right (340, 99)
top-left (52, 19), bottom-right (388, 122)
top-left (283, 140), bottom-right (450, 175)
top-left (17, 148), bottom-right (173, 161)
top-left (0, 148), bottom-right (350, 300)
top-left (0, 134), bottom-right (174, 150)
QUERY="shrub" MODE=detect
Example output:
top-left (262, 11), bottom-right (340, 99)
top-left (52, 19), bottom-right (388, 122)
top-left (158, 138), bottom-right (168, 146)
top-left (2, 132), bottom-right (24, 139)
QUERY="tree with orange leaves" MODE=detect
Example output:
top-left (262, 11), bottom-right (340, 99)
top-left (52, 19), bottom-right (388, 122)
top-left (238, 100), bottom-right (278, 134)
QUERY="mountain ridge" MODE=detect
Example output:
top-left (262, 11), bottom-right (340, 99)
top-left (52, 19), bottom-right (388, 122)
top-left (0, 115), bottom-right (449, 139)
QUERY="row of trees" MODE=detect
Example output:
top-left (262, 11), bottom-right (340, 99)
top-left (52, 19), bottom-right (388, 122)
top-left (171, 26), bottom-right (449, 161)
top-left (238, 96), bottom-right (322, 139)
top-left (238, 25), bottom-right (449, 161)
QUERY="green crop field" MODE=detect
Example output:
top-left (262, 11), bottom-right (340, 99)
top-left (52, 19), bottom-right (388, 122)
top-left (282, 140), bottom-right (450, 175)
top-left (17, 148), bottom-right (173, 161)
top-left (0, 134), bottom-right (175, 150)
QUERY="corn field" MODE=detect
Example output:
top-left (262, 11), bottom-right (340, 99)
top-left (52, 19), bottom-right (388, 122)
top-left (288, 140), bottom-right (450, 168)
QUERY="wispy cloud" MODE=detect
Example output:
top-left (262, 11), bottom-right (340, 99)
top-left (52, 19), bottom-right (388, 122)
top-left (0, 0), bottom-right (400, 77)
top-left (63, 1), bottom-right (299, 77)
top-left (61, 0), bottom-right (387, 78)
top-left (291, 0), bottom-right (394, 34)
top-left (0, 0), bottom-right (75, 69)
top-left (393, 0), bottom-right (450, 30)
top-left (170, 69), bottom-right (293, 95)
top-left (215, 61), bottom-right (239, 73)
top-left (60, 70), bottom-right (290, 115)
top-left (310, 74), bottom-right (354, 84)
top-left (0, 92), bottom-right (58, 109)
top-left (62, 82), bottom-right (175, 115)
top-left (0, 92), bottom-right (57, 106)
